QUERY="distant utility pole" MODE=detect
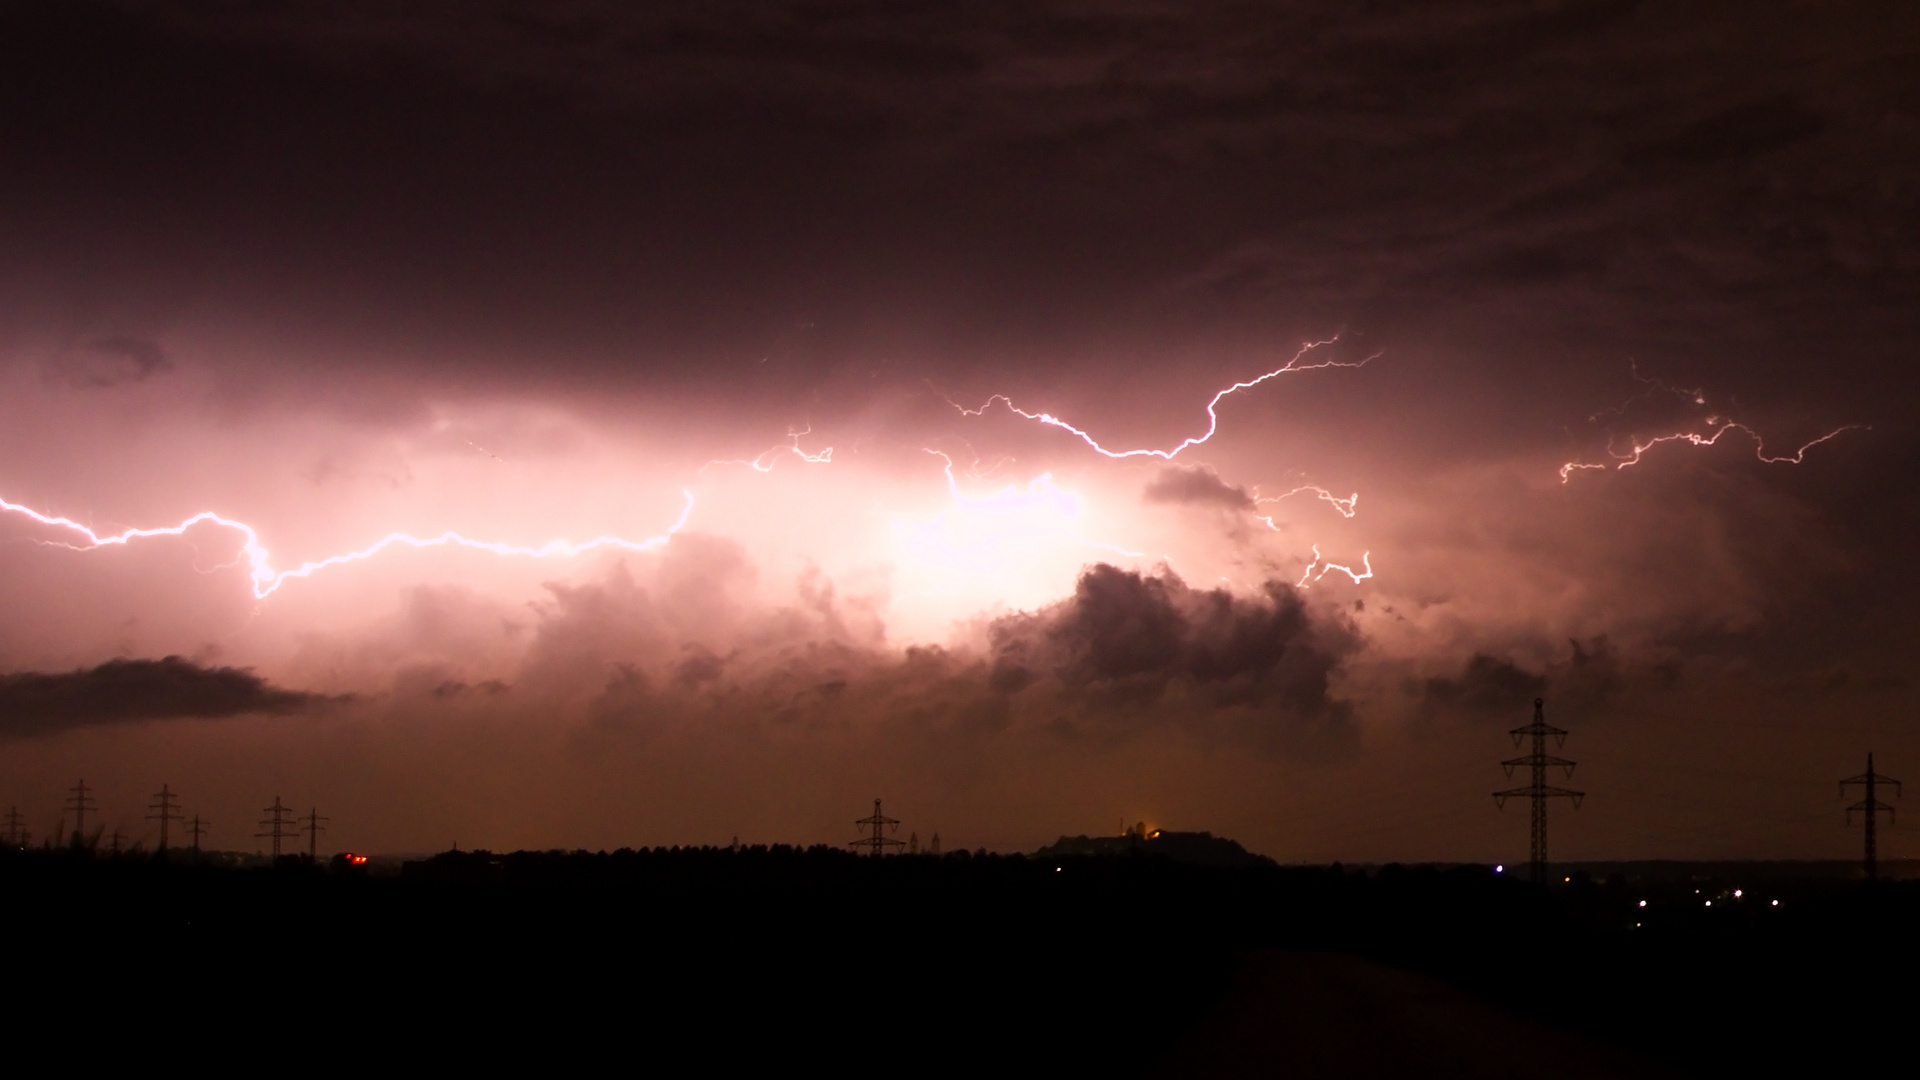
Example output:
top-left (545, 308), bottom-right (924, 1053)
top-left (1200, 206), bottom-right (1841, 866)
top-left (1841, 753), bottom-right (1902, 881)
top-left (147, 784), bottom-right (182, 853)
top-left (188, 815), bottom-right (210, 853)
top-left (65, 779), bottom-right (99, 848)
top-left (300, 807), bottom-right (329, 861)
top-left (4, 806), bottom-right (28, 848)
top-left (257, 797), bottom-right (297, 857)
top-left (850, 798), bottom-right (904, 857)
top-left (1494, 698), bottom-right (1584, 885)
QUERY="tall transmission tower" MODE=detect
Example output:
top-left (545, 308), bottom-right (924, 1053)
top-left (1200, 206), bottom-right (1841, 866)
top-left (3, 806), bottom-right (28, 848)
top-left (257, 797), bottom-right (297, 857)
top-left (300, 807), bottom-right (329, 861)
top-left (188, 815), bottom-right (210, 853)
top-left (146, 784), bottom-right (182, 853)
top-left (849, 798), bottom-right (904, 857)
top-left (1841, 753), bottom-right (1902, 881)
top-left (65, 779), bottom-right (98, 848)
top-left (1494, 698), bottom-right (1584, 884)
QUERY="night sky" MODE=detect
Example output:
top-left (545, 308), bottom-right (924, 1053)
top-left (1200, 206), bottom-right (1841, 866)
top-left (1, 1), bottom-right (1915, 860)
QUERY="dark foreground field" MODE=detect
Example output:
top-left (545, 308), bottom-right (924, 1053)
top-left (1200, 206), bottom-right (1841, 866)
top-left (3, 848), bottom-right (1913, 1076)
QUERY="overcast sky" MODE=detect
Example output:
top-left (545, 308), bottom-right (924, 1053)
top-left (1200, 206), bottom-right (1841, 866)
top-left (0, 0), bottom-right (1915, 860)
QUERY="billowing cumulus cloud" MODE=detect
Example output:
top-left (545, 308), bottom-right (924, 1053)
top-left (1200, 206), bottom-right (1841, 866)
top-left (989, 565), bottom-right (1354, 723)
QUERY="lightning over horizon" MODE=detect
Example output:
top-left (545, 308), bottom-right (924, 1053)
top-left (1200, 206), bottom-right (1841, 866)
top-left (950, 338), bottom-right (1378, 462)
top-left (1560, 365), bottom-right (1865, 482)
top-left (0, 490), bottom-right (695, 600)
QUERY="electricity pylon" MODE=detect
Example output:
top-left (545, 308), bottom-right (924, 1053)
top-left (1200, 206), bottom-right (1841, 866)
top-left (850, 798), bottom-right (904, 857)
top-left (300, 807), bottom-right (329, 861)
top-left (65, 779), bottom-right (98, 848)
top-left (3, 806), bottom-right (28, 848)
top-left (188, 815), bottom-right (210, 853)
top-left (1494, 698), bottom-right (1584, 884)
top-left (147, 784), bottom-right (182, 853)
top-left (257, 797), bottom-right (297, 857)
top-left (1841, 753), bottom-right (1901, 881)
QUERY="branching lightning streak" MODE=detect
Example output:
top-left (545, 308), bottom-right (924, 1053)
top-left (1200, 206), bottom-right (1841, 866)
top-left (704, 426), bottom-right (833, 472)
top-left (1255, 485), bottom-right (1359, 520)
top-left (1562, 362), bottom-right (1865, 482)
top-left (951, 338), bottom-right (1377, 461)
top-left (0, 491), bottom-right (694, 599)
top-left (1558, 422), bottom-right (1866, 483)
top-left (1297, 545), bottom-right (1372, 588)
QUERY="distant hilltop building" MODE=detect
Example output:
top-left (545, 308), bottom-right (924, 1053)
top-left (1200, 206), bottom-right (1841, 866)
top-left (1032, 826), bottom-right (1275, 869)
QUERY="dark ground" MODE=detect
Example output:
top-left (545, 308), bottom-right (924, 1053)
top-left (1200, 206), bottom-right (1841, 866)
top-left (2, 848), bottom-right (1912, 1076)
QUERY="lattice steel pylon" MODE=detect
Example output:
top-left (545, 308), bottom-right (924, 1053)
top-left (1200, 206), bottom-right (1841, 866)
top-left (257, 796), bottom-right (297, 857)
top-left (1841, 752), bottom-right (1901, 881)
top-left (65, 779), bottom-right (98, 848)
top-left (147, 784), bottom-right (181, 853)
top-left (300, 807), bottom-right (329, 861)
top-left (1494, 698), bottom-right (1584, 884)
top-left (849, 798), bottom-right (904, 857)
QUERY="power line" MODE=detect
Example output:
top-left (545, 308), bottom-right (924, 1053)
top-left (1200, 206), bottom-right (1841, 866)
top-left (256, 797), bottom-right (296, 857)
top-left (1841, 753), bottom-right (1902, 881)
top-left (850, 797), bottom-right (904, 857)
top-left (146, 784), bottom-right (182, 853)
top-left (1494, 698), bottom-right (1584, 885)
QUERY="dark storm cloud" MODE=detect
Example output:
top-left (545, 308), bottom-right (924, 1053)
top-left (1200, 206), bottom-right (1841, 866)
top-left (1143, 465), bottom-right (1255, 511)
top-left (1423, 653), bottom-right (1545, 712)
top-left (54, 335), bottom-right (171, 388)
top-left (3, 0), bottom-right (1911, 412)
top-left (989, 564), bottom-right (1356, 719)
top-left (0, 656), bottom-right (322, 738)
top-left (1420, 637), bottom-right (1679, 718)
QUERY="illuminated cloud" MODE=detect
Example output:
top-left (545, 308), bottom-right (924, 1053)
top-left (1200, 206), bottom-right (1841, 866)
top-left (1143, 466), bottom-right (1256, 512)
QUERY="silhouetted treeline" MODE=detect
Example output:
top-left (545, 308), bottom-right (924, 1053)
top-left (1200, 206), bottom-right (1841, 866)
top-left (2, 846), bottom-right (1914, 1075)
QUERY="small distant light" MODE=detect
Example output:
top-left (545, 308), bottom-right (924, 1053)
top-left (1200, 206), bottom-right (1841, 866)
top-left (1634, 922), bottom-right (1641, 928)
top-left (1771, 900), bottom-right (1779, 907)
top-left (1564, 876), bottom-right (1571, 883)
top-left (1705, 900), bottom-right (1712, 907)
top-left (1638, 900), bottom-right (1646, 908)
top-left (1494, 864), bottom-right (1503, 873)
top-left (1733, 889), bottom-right (1742, 898)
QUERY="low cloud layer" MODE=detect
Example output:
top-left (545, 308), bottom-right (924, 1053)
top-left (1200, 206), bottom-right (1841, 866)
top-left (0, 656), bottom-right (321, 738)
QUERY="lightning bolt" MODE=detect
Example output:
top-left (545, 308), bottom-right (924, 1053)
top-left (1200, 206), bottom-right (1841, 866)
top-left (950, 338), bottom-right (1378, 461)
top-left (0, 491), bottom-right (694, 599)
top-left (703, 426), bottom-right (833, 472)
top-left (1297, 545), bottom-right (1373, 588)
top-left (1559, 422), bottom-right (1866, 483)
top-left (1255, 485), bottom-right (1359, 521)
top-left (1562, 362), bottom-right (1865, 482)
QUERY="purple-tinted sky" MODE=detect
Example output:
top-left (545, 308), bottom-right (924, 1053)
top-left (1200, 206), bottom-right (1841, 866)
top-left (0, 1), bottom-right (1915, 860)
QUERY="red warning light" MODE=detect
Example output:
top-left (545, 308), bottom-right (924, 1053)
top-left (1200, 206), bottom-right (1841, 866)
top-left (347, 854), bottom-right (369, 865)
